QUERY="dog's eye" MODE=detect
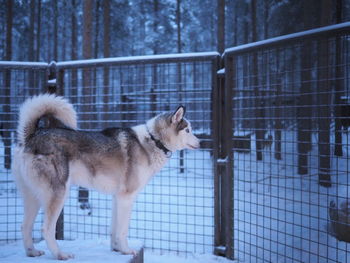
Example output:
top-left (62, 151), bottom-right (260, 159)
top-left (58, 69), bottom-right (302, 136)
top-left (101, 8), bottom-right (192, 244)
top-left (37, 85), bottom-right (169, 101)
top-left (185, 128), bottom-right (190, 133)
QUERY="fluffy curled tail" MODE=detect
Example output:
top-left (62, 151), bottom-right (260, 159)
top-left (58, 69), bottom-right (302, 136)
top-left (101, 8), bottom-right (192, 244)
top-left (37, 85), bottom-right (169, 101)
top-left (17, 94), bottom-right (77, 145)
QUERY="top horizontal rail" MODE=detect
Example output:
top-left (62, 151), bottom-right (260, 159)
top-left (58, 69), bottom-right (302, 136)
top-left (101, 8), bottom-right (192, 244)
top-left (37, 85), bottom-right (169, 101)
top-left (0, 61), bottom-right (48, 70)
top-left (224, 22), bottom-right (350, 56)
top-left (56, 52), bottom-right (220, 69)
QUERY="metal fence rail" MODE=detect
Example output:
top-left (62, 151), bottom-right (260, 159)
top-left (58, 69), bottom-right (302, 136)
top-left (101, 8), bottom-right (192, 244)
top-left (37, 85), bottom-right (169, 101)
top-left (224, 22), bottom-right (350, 262)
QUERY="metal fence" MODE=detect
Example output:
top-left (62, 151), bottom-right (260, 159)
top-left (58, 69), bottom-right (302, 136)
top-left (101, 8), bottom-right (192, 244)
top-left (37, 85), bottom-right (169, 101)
top-left (223, 23), bottom-right (350, 262)
top-left (1, 22), bottom-right (350, 262)
top-left (55, 53), bottom-right (220, 254)
top-left (0, 62), bottom-right (48, 244)
top-left (0, 53), bottom-right (220, 255)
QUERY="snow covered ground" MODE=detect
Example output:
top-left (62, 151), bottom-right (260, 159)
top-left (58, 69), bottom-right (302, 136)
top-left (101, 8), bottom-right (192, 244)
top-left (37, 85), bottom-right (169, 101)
top-left (0, 239), bottom-right (234, 263)
top-left (233, 131), bottom-right (350, 263)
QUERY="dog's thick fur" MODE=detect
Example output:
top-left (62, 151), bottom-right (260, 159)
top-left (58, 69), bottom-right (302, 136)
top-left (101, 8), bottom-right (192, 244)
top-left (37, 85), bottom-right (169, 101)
top-left (13, 94), bottom-right (200, 260)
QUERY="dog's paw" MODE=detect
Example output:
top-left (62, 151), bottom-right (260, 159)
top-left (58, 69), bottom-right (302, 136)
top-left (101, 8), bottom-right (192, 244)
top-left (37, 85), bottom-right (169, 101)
top-left (112, 246), bottom-right (137, 256)
top-left (26, 248), bottom-right (45, 257)
top-left (121, 248), bottom-right (137, 256)
top-left (57, 251), bottom-right (74, 260)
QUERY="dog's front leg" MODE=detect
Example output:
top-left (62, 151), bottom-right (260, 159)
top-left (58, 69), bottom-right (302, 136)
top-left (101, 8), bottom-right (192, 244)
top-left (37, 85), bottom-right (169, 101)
top-left (111, 193), bottom-right (137, 255)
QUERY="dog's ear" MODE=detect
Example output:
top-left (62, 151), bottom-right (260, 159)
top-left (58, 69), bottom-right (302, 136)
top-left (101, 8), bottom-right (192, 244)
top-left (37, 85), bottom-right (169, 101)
top-left (171, 106), bottom-right (186, 123)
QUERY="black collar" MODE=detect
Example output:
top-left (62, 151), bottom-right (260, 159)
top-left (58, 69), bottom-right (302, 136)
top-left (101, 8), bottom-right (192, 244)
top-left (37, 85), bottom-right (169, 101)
top-left (147, 128), bottom-right (172, 157)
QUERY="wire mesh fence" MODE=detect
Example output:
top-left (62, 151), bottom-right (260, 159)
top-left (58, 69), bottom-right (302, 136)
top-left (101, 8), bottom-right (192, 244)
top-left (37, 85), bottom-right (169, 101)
top-left (225, 24), bottom-right (350, 262)
top-left (0, 54), bottom-right (219, 254)
top-left (0, 63), bottom-right (48, 244)
top-left (48, 53), bottom-right (219, 254)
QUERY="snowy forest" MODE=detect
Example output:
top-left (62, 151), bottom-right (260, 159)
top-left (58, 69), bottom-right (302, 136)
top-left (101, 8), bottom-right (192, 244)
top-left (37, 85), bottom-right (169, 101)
top-left (1, 0), bottom-right (350, 62)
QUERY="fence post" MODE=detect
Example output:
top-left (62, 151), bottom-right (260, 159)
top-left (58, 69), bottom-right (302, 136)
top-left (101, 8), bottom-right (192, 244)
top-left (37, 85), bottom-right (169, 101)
top-left (214, 55), bottom-right (234, 260)
top-left (213, 60), bottom-right (223, 255)
top-left (47, 61), bottom-right (64, 240)
top-left (47, 61), bottom-right (57, 94)
top-left (223, 55), bottom-right (234, 260)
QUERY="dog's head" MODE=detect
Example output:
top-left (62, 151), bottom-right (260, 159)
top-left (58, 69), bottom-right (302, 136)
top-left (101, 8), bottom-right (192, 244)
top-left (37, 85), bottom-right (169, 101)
top-left (152, 106), bottom-right (200, 152)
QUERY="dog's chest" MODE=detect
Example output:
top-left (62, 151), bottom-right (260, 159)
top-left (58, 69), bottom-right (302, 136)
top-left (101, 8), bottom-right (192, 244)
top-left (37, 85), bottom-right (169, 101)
top-left (149, 149), bottom-right (168, 173)
top-left (137, 151), bottom-right (168, 188)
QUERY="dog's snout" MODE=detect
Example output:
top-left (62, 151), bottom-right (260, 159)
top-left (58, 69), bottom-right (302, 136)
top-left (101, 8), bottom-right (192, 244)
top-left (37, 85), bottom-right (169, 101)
top-left (190, 135), bottom-right (200, 149)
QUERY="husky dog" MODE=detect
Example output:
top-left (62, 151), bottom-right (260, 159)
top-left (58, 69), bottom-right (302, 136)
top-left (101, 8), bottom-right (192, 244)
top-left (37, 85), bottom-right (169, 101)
top-left (12, 94), bottom-right (200, 260)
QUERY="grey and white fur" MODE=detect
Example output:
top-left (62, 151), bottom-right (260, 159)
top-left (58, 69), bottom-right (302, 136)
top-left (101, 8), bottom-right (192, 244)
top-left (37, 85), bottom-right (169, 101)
top-left (12, 94), bottom-right (200, 260)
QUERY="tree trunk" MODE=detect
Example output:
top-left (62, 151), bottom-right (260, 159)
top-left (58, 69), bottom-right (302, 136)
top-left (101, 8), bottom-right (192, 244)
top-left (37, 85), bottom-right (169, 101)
top-left (47, 2), bottom-right (51, 61)
top-left (217, 0), bottom-right (225, 54)
top-left (317, 0), bottom-right (332, 187)
top-left (71, 0), bottom-right (77, 101)
top-left (264, 0), bottom-right (269, 39)
top-left (176, 0), bottom-right (184, 172)
top-left (53, 0), bottom-right (58, 61)
top-left (62, 1), bottom-right (67, 61)
top-left (82, 0), bottom-right (93, 130)
top-left (243, 2), bottom-right (249, 44)
top-left (3, 0), bottom-right (13, 169)
top-left (334, 0), bottom-right (344, 156)
top-left (93, 0), bottom-right (100, 123)
top-left (28, 0), bottom-right (35, 95)
top-left (233, 1), bottom-right (238, 46)
top-left (153, 0), bottom-right (159, 55)
top-left (297, 1), bottom-right (314, 174)
top-left (103, 0), bottom-right (110, 121)
top-left (150, 0), bottom-right (159, 115)
top-left (36, 0), bottom-right (41, 61)
top-left (29, 0), bottom-right (35, 61)
top-left (274, 72), bottom-right (282, 160)
top-left (94, 0), bottom-right (100, 60)
top-left (251, 0), bottom-right (264, 161)
top-left (297, 42), bottom-right (312, 174)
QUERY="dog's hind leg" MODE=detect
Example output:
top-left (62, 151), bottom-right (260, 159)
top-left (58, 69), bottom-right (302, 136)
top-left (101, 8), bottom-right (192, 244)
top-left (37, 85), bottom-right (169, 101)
top-left (42, 188), bottom-right (73, 260)
top-left (13, 153), bottom-right (44, 257)
top-left (21, 184), bottom-right (45, 257)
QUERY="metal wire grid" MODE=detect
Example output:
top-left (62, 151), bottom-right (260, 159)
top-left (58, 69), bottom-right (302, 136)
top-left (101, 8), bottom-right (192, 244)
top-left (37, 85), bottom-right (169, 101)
top-left (56, 56), bottom-right (218, 254)
top-left (228, 35), bottom-right (350, 262)
top-left (0, 65), bottom-right (48, 243)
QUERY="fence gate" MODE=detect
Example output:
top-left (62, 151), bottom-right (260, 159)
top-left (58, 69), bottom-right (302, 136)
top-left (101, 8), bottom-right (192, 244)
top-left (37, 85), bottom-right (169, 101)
top-left (223, 22), bottom-right (350, 262)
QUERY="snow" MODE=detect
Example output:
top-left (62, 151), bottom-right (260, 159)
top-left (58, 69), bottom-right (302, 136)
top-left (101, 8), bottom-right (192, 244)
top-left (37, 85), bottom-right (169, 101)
top-left (0, 239), bottom-right (141, 263)
top-left (233, 131), bottom-right (350, 262)
top-left (217, 68), bottom-right (225, 75)
top-left (145, 251), bottom-right (234, 263)
top-left (48, 79), bottom-right (57, 85)
top-left (0, 239), bottom-right (234, 263)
